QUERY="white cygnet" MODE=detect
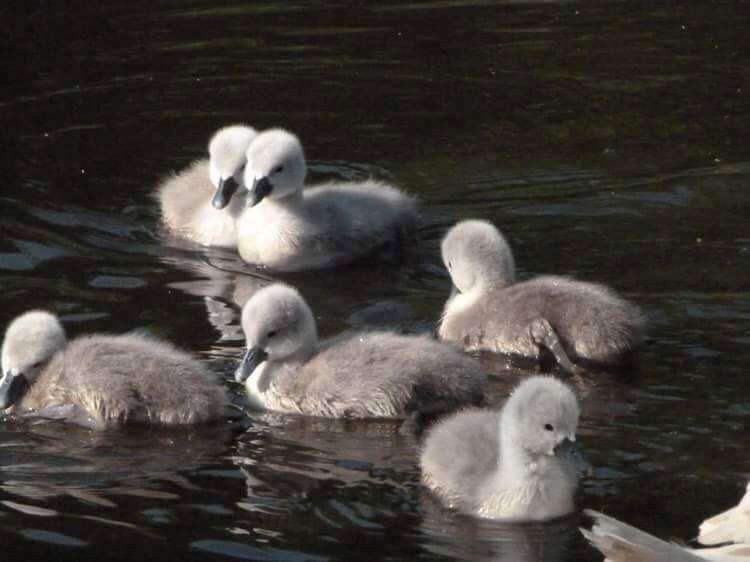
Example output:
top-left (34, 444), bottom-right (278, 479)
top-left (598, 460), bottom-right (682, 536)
top-left (231, 128), bottom-right (418, 271)
top-left (698, 482), bottom-right (750, 545)
top-left (420, 375), bottom-right (581, 522)
top-left (0, 310), bottom-right (228, 429)
top-left (438, 219), bottom-right (646, 372)
top-left (583, 483), bottom-right (750, 562)
top-left (158, 124), bottom-right (257, 248)
top-left (234, 284), bottom-right (485, 422)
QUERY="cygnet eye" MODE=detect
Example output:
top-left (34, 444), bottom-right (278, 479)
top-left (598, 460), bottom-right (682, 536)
top-left (544, 423), bottom-right (554, 431)
top-left (273, 165), bottom-right (284, 174)
top-left (31, 361), bottom-right (43, 368)
top-left (448, 261), bottom-right (452, 269)
top-left (267, 330), bottom-right (278, 339)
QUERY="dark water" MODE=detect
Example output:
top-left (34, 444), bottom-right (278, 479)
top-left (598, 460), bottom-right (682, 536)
top-left (2, 1), bottom-right (750, 560)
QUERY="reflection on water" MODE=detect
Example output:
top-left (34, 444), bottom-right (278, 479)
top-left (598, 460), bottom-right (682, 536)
top-left (421, 493), bottom-right (579, 562)
top-left (2, 0), bottom-right (750, 560)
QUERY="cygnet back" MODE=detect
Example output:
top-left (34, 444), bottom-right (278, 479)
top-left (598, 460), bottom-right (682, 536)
top-left (439, 219), bottom-right (645, 371)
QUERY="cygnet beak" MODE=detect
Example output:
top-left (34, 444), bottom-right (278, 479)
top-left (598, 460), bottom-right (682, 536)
top-left (212, 177), bottom-right (240, 209)
top-left (555, 437), bottom-right (592, 478)
top-left (0, 370), bottom-right (27, 410)
top-left (449, 283), bottom-right (461, 299)
top-left (553, 436), bottom-right (575, 455)
top-left (235, 346), bottom-right (269, 383)
top-left (247, 176), bottom-right (273, 208)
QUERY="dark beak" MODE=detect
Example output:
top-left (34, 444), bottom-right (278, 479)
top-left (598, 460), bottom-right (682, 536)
top-left (212, 177), bottom-right (240, 209)
top-left (247, 176), bottom-right (273, 208)
top-left (234, 346), bottom-right (269, 383)
top-left (449, 283), bottom-right (461, 299)
top-left (555, 437), bottom-right (592, 478)
top-left (0, 371), bottom-right (28, 409)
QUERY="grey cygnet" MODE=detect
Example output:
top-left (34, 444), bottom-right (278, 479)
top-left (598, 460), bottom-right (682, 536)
top-left (234, 283), bottom-right (485, 422)
top-left (1, 310), bottom-right (228, 428)
top-left (420, 375), bottom-right (582, 521)
top-left (158, 124), bottom-right (257, 248)
top-left (439, 219), bottom-right (645, 372)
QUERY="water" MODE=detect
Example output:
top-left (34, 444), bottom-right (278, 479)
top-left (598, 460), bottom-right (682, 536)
top-left (2, 1), bottom-right (750, 560)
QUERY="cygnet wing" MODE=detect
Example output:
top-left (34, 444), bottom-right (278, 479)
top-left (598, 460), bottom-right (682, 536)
top-left (698, 484), bottom-right (750, 546)
top-left (582, 510), bottom-right (705, 562)
top-left (299, 331), bottom-right (479, 418)
top-left (158, 160), bottom-right (213, 230)
top-left (420, 409), bottom-right (499, 506)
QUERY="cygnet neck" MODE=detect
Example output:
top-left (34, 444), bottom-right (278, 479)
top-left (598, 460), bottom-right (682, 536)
top-left (226, 191), bottom-right (248, 218)
top-left (290, 339), bottom-right (317, 363)
top-left (499, 430), bottom-right (537, 481)
top-left (497, 408), bottom-right (547, 484)
top-left (262, 189), bottom-right (304, 209)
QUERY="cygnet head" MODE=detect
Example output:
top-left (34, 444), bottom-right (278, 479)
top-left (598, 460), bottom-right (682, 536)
top-left (501, 376), bottom-right (579, 458)
top-left (243, 128), bottom-right (307, 207)
top-left (442, 219), bottom-right (516, 294)
top-left (208, 124), bottom-right (258, 209)
top-left (235, 284), bottom-right (317, 383)
top-left (0, 310), bottom-right (67, 409)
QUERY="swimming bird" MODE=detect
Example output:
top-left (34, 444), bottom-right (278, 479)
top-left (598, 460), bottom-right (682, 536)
top-left (232, 128), bottom-right (418, 271)
top-left (234, 283), bottom-right (484, 423)
top-left (0, 310), bottom-right (229, 428)
top-left (420, 375), bottom-right (582, 521)
top-left (582, 482), bottom-right (750, 562)
top-left (438, 220), bottom-right (645, 372)
top-left (158, 124), bottom-right (257, 247)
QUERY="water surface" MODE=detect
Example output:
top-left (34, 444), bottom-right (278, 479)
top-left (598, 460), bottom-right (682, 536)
top-left (2, 1), bottom-right (750, 560)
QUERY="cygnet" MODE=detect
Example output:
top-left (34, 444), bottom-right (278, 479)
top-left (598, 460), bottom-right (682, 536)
top-left (420, 375), bottom-right (581, 521)
top-left (232, 128), bottom-right (418, 271)
top-left (158, 124), bottom-right (257, 247)
top-left (583, 483), bottom-right (750, 562)
top-left (234, 284), bottom-right (485, 422)
top-left (1, 310), bottom-right (228, 428)
top-left (439, 220), bottom-right (645, 372)
top-left (698, 482), bottom-right (750, 545)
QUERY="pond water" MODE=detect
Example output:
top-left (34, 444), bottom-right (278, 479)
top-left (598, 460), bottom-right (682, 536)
top-left (2, 1), bottom-right (750, 560)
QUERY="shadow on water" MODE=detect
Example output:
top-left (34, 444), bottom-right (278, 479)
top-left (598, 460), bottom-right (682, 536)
top-left (1, 0), bottom-right (750, 560)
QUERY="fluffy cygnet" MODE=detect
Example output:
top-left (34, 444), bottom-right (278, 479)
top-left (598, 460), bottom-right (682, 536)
top-left (698, 482), bottom-right (750, 546)
top-left (234, 284), bottom-right (485, 421)
top-left (438, 220), bottom-right (645, 372)
top-left (0, 310), bottom-right (228, 429)
top-left (158, 124), bottom-right (257, 247)
top-left (420, 375), bottom-right (581, 521)
top-left (583, 483), bottom-right (750, 562)
top-left (231, 128), bottom-right (418, 271)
